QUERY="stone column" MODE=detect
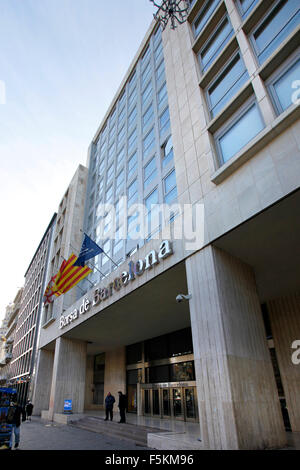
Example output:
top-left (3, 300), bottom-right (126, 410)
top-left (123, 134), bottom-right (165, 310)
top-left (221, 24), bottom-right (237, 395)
top-left (48, 337), bottom-right (87, 420)
top-left (185, 245), bottom-right (286, 450)
top-left (104, 347), bottom-right (126, 413)
top-left (268, 293), bottom-right (300, 431)
top-left (31, 348), bottom-right (54, 416)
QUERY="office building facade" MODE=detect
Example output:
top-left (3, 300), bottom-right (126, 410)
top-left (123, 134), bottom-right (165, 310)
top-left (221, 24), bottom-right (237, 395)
top-left (35, 0), bottom-right (300, 449)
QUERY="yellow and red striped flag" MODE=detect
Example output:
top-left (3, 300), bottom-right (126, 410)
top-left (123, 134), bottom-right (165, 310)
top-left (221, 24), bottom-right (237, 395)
top-left (53, 253), bottom-right (92, 296)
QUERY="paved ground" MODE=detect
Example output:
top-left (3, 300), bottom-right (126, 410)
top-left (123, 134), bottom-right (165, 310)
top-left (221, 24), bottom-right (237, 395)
top-left (6, 416), bottom-right (148, 451)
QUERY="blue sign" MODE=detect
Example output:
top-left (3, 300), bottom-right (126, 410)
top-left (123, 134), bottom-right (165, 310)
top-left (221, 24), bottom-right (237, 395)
top-left (64, 400), bottom-right (72, 414)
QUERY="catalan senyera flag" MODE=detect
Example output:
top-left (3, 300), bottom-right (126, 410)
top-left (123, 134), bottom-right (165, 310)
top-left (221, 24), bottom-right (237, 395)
top-left (53, 253), bottom-right (92, 296)
top-left (43, 275), bottom-right (59, 305)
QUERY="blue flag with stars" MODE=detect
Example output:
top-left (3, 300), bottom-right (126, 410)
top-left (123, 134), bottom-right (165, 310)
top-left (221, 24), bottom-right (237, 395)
top-left (74, 233), bottom-right (103, 267)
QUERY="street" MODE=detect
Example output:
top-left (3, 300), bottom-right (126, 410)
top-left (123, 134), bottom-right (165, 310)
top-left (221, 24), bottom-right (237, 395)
top-left (6, 416), bottom-right (148, 451)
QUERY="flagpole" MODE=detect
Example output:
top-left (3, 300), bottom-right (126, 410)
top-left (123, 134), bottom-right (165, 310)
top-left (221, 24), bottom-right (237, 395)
top-left (80, 229), bottom-right (119, 268)
top-left (69, 242), bottom-right (106, 277)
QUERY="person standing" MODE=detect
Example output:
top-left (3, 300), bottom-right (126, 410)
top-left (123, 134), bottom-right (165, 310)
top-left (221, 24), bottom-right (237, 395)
top-left (7, 400), bottom-right (26, 450)
top-left (104, 392), bottom-right (115, 421)
top-left (118, 391), bottom-right (127, 423)
top-left (25, 400), bottom-right (34, 421)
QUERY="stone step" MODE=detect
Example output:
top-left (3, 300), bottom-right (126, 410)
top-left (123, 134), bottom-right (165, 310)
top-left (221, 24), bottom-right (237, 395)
top-left (70, 416), bottom-right (162, 447)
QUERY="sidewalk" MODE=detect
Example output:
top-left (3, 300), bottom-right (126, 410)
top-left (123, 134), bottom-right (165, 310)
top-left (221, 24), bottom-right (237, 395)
top-left (8, 416), bottom-right (148, 451)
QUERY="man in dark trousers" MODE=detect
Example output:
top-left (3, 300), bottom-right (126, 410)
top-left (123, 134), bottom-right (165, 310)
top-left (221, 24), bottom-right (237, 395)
top-left (118, 391), bottom-right (127, 423)
top-left (25, 400), bottom-right (34, 421)
top-left (7, 400), bottom-right (26, 450)
top-left (104, 392), bottom-right (115, 421)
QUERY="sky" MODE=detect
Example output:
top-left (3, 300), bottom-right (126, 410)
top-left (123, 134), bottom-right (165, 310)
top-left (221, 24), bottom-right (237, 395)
top-left (0, 0), bottom-right (155, 322)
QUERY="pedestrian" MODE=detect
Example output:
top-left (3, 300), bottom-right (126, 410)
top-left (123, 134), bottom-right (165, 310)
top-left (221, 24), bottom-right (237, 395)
top-left (104, 392), bottom-right (115, 421)
top-left (7, 399), bottom-right (26, 450)
top-left (25, 400), bottom-right (34, 421)
top-left (118, 391), bottom-right (127, 423)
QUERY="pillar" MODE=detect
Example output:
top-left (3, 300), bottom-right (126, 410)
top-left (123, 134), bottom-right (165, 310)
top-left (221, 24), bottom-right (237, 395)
top-left (31, 349), bottom-right (54, 416)
top-left (186, 245), bottom-right (286, 449)
top-left (268, 293), bottom-right (300, 431)
top-left (48, 337), bottom-right (87, 420)
top-left (104, 347), bottom-right (126, 408)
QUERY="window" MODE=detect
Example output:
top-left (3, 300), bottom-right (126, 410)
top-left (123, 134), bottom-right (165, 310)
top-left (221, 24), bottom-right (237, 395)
top-left (143, 127), bottom-right (155, 159)
top-left (198, 15), bottom-right (233, 73)
top-left (154, 41), bottom-right (163, 65)
top-left (236, 0), bottom-right (259, 19)
top-left (162, 136), bottom-right (174, 168)
top-left (145, 189), bottom-right (159, 238)
top-left (158, 82), bottom-right (168, 109)
top-left (113, 226), bottom-right (124, 255)
top-left (143, 103), bottom-right (154, 130)
top-left (142, 61), bottom-right (152, 86)
top-left (128, 152), bottom-right (137, 180)
top-left (101, 240), bottom-right (111, 265)
top-left (142, 81), bottom-right (152, 106)
top-left (115, 169), bottom-right (125, 196)
top-left (164, 169), bottom-right (177, 204)
top-left (118, 106), bottom-right (126, 124)
top-left (109, 123), bottom-right (116, 142)
top-left (156, 61), bottom-right (165, 83)
top-left (127, 212), bottom-right (140, 241)
top-left (269, 56), bottom-right (300, 113)
top-left (250, 0), bottom-right (300, 65)
top-left (128, 179), bottom-right (138, 207)
top-left (159, 107), bottom-right (170, 137)
top-left (117, 125), bottom-right (126, 146)
top-left (106, 185), bottom-right (113, 203)
top-left (99, 159), bottom-right (105, 177)
top-left (107, 164), bottom-right (114, 184)
top-left (144, 156), bottom-right (157, 189)
top-left (215, 100), bottom-right (264, 164)
top-left (128, 88), bottom-right (136, 108)
top-left (116, 147), bottom-right (125, 171)
top-left (142, 44), bottom-right (151, 66)
top-left (206, 52), bottom-right (248, 118)
top-left (193, 0), bottom-right (221, 38)
top-left (128, 106), bottom-right (137, 127)
top-left (128, 128), bottom-right (137, 153)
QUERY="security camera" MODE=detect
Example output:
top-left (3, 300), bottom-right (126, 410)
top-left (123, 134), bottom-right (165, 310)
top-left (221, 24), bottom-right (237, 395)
top-left (176, 294), bottom-right (192, 303)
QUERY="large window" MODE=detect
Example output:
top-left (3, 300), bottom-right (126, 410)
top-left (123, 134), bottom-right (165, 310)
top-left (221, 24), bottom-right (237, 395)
top-left (215, 100), bottom-right (265, 164)
top-left (236, 0), bottom-right (259, 19)
top-left (164, 169), bottom-right (177, 205)
top-left (162, 136), bottom-right (174, 168)
top-left (206, 51), bottom-right (249, 118)
top-left (158, 82), bottom-right (168, 110)
top-left (143, 127), bottom-right (155, 159)
top-left (144, 156), bottom-right (157, 189)
top-left (159, 107), bottom-right (170, 137)
top-left (268, 56), bottom-right (300, 113)
top-left (143, 103), bottom-right (154, 130)
top-left (198, 15), bottom-right (233, 73)
top-left (128, 128), bottom-right (137, 154)
top-left (250, 0), bottom-right (300, 65)
top-left (193, 0), bottom-right (221, 38)
top-left (128, 179), bottom-right (138, 207)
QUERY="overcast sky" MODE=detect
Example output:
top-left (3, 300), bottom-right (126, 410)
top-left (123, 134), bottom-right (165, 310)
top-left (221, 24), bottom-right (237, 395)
top-left (0, 0), bottom-right (155, 322)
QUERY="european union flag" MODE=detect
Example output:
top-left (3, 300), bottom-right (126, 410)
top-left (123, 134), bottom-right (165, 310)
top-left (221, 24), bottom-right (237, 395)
top-left (74, 233), bottom-right (104, 267)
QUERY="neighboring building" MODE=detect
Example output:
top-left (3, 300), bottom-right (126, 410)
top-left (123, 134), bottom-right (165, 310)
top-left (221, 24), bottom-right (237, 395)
top-left (35, 0), bottom-right (300, 450)
top-left (9, 215), bottom-right (56, 404)
top-left (42, 164), bottom-right (89, 328)
top-left (0, 288), bottom-right (24, 386)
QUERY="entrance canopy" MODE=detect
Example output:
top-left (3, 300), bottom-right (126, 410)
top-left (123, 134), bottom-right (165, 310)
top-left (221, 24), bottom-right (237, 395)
top-left (214, 189), bottom-right (300, 302)
top-left (61, 261), bottom-right (191, 355)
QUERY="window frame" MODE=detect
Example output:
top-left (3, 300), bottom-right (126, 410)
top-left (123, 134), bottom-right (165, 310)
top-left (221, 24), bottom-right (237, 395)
top-left (266, 50), bottom-right (300, 115)
top-left (205, 50), bottom-right (249, 119)
top-left (214, 97), bottom-right (265, 166)
top-left (249, 0), bottom-right (300, 65)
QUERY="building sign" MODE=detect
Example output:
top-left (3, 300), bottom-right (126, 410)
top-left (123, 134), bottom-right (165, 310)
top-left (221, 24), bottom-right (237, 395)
top-left (59, 240), bottom-right (173, 330)
top-left (64, 399), bottom-right (72, 414)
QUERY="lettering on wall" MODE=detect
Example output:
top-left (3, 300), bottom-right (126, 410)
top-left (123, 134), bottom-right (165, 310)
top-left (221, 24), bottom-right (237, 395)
top-left (59, 240), bottom-right (173, 330)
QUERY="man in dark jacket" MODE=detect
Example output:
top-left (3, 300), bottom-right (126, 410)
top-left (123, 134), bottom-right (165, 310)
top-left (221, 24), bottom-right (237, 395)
top-left (118, 391), bottom-right (127, 423)
top-left (8, 401), bottom-right (26, 450)
top-left (104, 392), bottom-right (115, 421)
top-left (25, 400), bottom-right (34, 421)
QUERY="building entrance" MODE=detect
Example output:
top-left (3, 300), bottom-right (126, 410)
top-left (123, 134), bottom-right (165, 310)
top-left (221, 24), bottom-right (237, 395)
top-left (142, 383), bottom-right (198, 422)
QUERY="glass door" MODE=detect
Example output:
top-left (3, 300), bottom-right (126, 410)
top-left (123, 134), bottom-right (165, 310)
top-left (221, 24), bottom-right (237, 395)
top-left (152, 389), bottom-right (160, 416)
top-left (144, 389), bottom-right (151, 415)
top-left (172, 388), bottom-right (184, 420)
top-left (162, 389), bottom-right (171, 417)
top-left (184, 387), bottom-right (197, 421)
